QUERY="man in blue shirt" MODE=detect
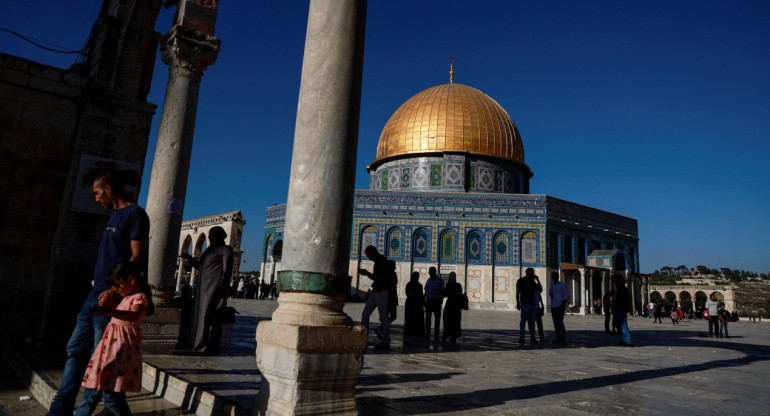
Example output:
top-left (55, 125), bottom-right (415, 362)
top-left (47, 170), bottom-right (150, 416)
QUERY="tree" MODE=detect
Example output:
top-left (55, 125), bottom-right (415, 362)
top-left (696, 265), bottom-right (709, 276)
top-left (675, 265), bottom-right (688, 275)
top-left (661, 266), bottom-right (673, 275)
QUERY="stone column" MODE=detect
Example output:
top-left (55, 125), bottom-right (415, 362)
top-left (579, 269), bottom-right (586, 315)
top-left (254, 1), bottom-right (367, 415)
top-left (600, 271), bottom-right (607, 315)
top-left (588, 271), bottom-right (593, 314)
top-left (626, 270), bottom-right (635, 313)
top-left (143, 0), bottom-right (220, 352)
top-left (175, 257), bottom-right (185, 291)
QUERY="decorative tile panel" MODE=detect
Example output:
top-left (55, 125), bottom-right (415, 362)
top-left (401, 168), bottom-right (411, 188)
top-left (430, 165), bottom-right (442, 187)
top-left (445, 163), bottom-right (463, 187)
top-left (388, 169), bottom-right (399, 190)
top-left (495, 170), bottom-right (503, 192)
top-left (478, 167), bottom-right (494, 191)
top-left (413, 165), bottom-right (429, 188)
top-left (381, 171), bottom-right (388, 190)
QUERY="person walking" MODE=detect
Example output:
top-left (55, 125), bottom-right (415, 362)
top-left (176, 226), bottom-right (233, 354)
top-left (442, 272), bottom-right (464, 342)
top-left (612, 275), bottom-right (634, 347)
top-left (705, 294), bottom-right (719, 338)
top-left (516, 268), bottom-right (539, 345)
top-left (549, 272), bottom-right (569, 345)
top-left (359, 246), bottom-right (391, 350)
top-left (48, 170), bottom-right (151, 416)
top-left (403, 271), bottom-right (425, 337)
top-left (75, 261), bottom-right (149, 416)
top-left (424, 267), bottom-right (445, 338)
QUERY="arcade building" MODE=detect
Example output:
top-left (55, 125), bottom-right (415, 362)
top-left (262, 74), bottom-right (642, 314)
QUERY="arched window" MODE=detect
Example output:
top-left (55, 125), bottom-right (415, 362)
top-left (466, 231), bottom-right (483, 263)
top-left (361, 226), bottom-right (378, 255)
top-left (413, 229), bottom-right (429, 260)
top-left (264, 235), bottom-right (274, 260)
top-left (521, 231), bottom-right (537, 265)
top-left (386, 228), bottom-right (404, 259)
top-left (493, 232), bottom-right (510, 264)
top-left (440, 230), bottom-right (457, 262)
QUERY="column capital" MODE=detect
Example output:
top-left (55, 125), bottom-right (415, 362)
top-left (160, 25), bottom-right (221, 81)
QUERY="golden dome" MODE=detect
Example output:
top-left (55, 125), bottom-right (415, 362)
top-left (370, 82), bottom-right (526, 170)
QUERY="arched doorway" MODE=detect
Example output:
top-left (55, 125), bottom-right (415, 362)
top-left (695, 291), bottom-right (707, 310)
top-left (270, 240), bottom-right (283, 285)
top-left (664, 291), bottom-right (677, 307)
top-left (650, 291), bottom-right (663, 305)
top-left (679, 291), bottom-right (693, 311)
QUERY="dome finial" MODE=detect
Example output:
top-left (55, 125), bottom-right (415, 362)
top-left (449, 57), bottom-right (455, 83)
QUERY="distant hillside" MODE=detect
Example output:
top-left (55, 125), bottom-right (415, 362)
top-left (734, 282), bottom-right (770, 317)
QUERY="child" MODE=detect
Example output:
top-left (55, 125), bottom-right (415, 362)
top-left (717, 303), bottom-right (730, 339)
top-left (75, 260), bottom-right (148, 416)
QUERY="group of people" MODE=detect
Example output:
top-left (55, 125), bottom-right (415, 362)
top-left (47, 171), bottom-right (153, 416)
top-left (232, 277), bottom-right (276, 300)
top-left (359, 246), bottom-right (466, 350)
top-left (515, 269), bottom-right (578, 346)
top-left (47, 170), bottom-right (238, 416)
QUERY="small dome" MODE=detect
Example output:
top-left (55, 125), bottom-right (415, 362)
top-left (370, 83), bottom-right (526, 171)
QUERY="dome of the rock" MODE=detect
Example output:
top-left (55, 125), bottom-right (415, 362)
top-left (369, 82), bottom-right (526, 171)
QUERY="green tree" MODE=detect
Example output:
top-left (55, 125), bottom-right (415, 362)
top-left (696, 265), bottom-right (709, 275)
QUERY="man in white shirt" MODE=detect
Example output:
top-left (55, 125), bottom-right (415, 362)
top-left (549, 272), bottom-right (570, 345)
top-left (704, 294), bottom-right (720, 338)
top-left (424, 267), bottom-right (445, 337)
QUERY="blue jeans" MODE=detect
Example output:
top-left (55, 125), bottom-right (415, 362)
top-left (520, 304), bottom-right (537, 339)
top-left (75, 391), bottom-right (131, 416)
top-left (719, 321), bottom-right (729, 338)
top-left (615, 309), bottom-right (632, 344)
top-left (48, 295), bottom-right (111, 416)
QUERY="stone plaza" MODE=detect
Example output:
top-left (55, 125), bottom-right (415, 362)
top-left (6, 298), bottom-right (769, 415)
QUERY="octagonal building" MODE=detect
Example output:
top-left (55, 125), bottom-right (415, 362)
top-left (262, 76), bottom-right (642, 314)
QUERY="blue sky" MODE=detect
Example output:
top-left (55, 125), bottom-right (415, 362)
top-left (3, 1), bottom-right (769, 274)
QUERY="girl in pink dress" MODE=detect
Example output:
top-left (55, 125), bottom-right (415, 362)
top-left (75, 260), bottom-right (148, 416)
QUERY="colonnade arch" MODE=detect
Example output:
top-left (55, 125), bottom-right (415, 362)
top-left (648, 285), bottom-right (735, 311)
top-left (176, 211), bottom-right (246, 291)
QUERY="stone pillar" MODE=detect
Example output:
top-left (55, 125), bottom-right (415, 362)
top-left (579, 269), bottom-right (586, 315)
top-left (254, 1), bottom-right (367, 415)
top-left (175, 257), bottom-right (185, 292)
top-left (588, 271), bottom-right (593, 314)
top-left (600, 272), bottom-right (607, 315)
top-left (143, 0), bottom-right (220, 352)
top-left (626, 270), bottom-right (635, 314)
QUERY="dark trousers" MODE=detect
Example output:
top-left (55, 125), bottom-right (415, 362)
top-left (708, 316), bottom-right (719, 336)
top-left (604, 310), bottom-right (616, 333)
top-left (551, 304), bottom-right (567, 342)
top-left (535, 308), bottom-right (544, 339)
top-left (425, 298), bottom-right (442, 336)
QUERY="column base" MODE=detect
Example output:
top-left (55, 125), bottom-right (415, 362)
top-left (142, 306), bottom-right (181, 355)
top-left (253, 293), bottom-right (367, 416)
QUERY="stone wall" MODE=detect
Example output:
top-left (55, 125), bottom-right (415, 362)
top-left (0, 0), bottom-right (163, 342)
top-left (0, 54), bottom-right (87, 335)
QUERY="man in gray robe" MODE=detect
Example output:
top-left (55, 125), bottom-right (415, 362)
top-left (176, 226), bottom-right (233, 353)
